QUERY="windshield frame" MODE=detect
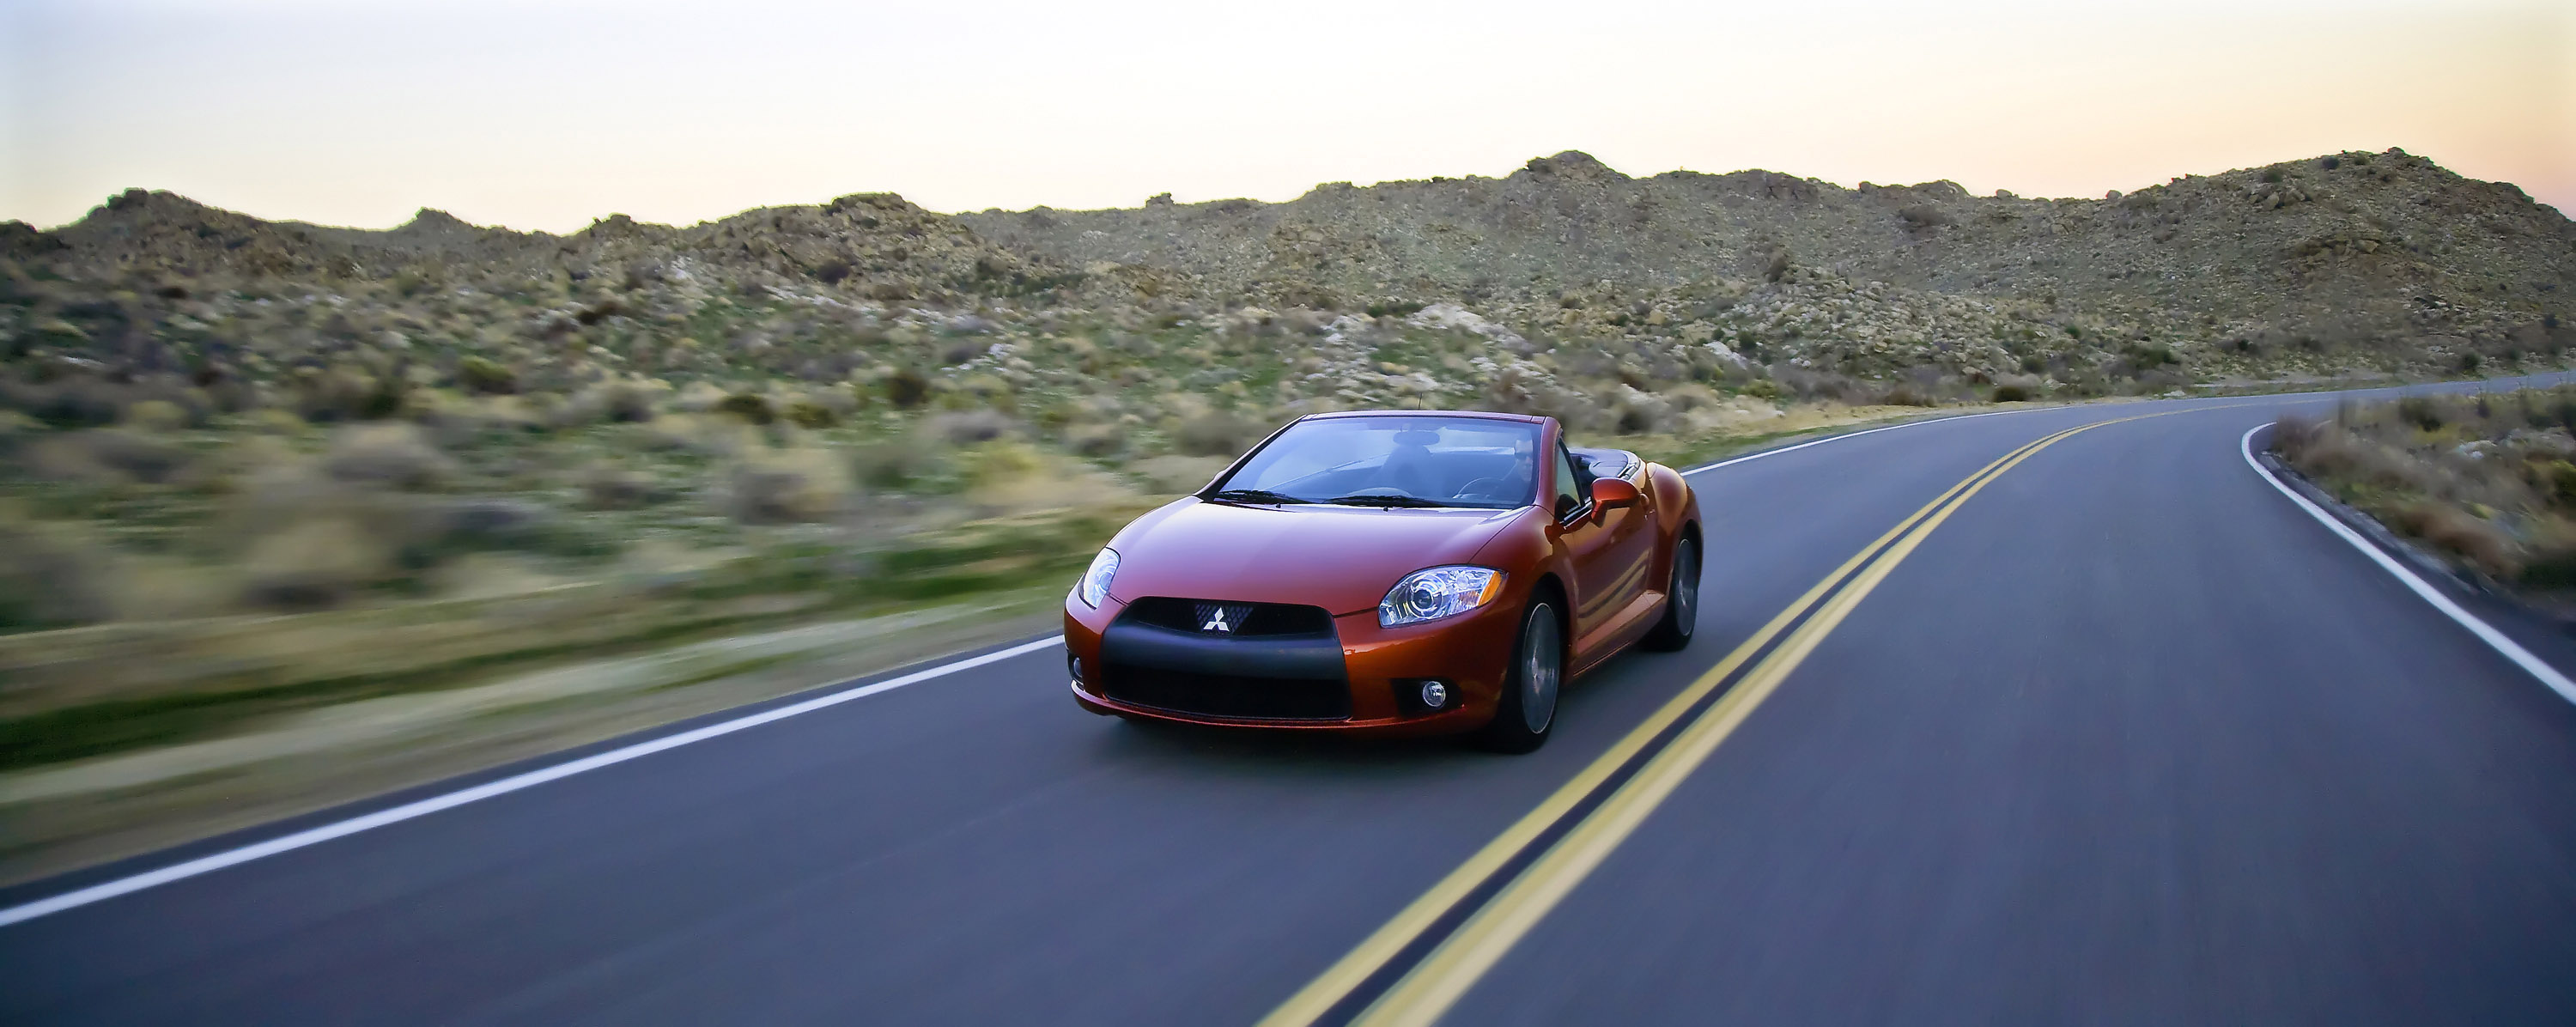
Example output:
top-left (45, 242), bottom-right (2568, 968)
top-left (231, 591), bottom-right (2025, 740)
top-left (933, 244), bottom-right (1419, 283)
top-left (1200, 413), bottom-right (1547, 511)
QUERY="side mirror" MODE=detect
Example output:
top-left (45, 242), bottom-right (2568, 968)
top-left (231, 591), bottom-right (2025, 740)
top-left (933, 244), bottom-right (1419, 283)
top-left (1589, 477), bottom-right (1640, 520)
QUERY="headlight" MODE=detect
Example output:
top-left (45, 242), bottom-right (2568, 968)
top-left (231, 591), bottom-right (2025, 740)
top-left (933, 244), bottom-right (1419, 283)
top-left (1077, 547), bottom-right (1120, 607)
top-left (1379, 566), bottom-right (1504, 628)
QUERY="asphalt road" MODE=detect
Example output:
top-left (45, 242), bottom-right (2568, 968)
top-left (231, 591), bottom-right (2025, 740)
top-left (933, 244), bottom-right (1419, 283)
top-left (9, 380), bottom-right (2576, 1024)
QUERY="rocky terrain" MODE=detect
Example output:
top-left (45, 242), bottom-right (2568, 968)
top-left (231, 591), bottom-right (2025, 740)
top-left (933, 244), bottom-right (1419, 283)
top-left (0, 147), bottom-right (2569, 641)
top-left (986, 149), bottom-right (2573, 382)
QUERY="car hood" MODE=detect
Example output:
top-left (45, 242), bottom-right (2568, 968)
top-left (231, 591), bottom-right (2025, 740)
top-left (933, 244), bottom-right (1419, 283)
top-left (1107, 498), bottom-right (1529, 616)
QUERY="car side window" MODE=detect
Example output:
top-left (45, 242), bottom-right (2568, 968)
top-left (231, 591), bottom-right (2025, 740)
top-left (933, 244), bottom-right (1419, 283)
top-left (1553, 445), bottom-right (1585, 520)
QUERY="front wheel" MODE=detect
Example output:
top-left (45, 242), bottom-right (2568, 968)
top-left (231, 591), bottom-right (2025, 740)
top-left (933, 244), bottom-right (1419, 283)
top-left (1477, 599), bottom-right (1562, 754)
top-left (1641, 535), bottom-right (1698, 652)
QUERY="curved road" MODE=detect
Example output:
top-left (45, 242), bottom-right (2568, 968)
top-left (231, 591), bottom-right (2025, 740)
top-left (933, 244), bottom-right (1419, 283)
top-left (9, 383), bottom-right (2576, 1024)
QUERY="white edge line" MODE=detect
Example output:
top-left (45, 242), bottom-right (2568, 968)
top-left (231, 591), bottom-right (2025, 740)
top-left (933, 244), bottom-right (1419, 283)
top-left (0, 635), bottom-right (1066, 929)
top-left (2239, 423), bottom-right (2576, 707)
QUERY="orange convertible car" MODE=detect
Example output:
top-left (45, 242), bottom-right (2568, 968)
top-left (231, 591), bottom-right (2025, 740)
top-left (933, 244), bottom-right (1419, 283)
top-left (1064, 410), bottom-right (1701, 752)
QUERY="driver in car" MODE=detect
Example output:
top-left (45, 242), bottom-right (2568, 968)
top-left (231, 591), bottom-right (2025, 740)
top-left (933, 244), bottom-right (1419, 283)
top-left (1380, 428), bottom-right (1444, 496)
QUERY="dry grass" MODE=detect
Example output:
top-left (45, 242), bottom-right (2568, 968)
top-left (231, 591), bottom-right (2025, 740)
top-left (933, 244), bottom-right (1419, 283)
top-left (2275, 386), bottom-right (2576, 588)
top-left (720, 446), bottom-right (854, 524)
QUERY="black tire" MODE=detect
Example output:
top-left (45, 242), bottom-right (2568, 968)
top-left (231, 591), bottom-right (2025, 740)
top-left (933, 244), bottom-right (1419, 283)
top-left (1641, 534), bottom-right (1699, 652)
top-left (1477, 599), bottom-right (1563, 754)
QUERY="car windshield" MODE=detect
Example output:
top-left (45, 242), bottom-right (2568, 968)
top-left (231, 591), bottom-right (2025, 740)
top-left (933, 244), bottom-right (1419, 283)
top-left (1206, 416), bottom-right (1542, 510)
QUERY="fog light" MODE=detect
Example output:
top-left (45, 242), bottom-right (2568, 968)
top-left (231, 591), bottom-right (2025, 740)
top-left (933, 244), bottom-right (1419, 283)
top-left (1419, 680), bottom-right (1449, 709)
top-left (1070, 655), bottom-right (1085, 684)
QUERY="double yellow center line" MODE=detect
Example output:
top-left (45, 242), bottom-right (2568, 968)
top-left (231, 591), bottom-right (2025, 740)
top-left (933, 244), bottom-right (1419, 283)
top-left (1259, 416), bottom-right (2132, 1027)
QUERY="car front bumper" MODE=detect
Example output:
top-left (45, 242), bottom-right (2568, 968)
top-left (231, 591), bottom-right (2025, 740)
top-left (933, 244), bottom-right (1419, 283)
top-left (1061, 590), bottom-right (1521, 736)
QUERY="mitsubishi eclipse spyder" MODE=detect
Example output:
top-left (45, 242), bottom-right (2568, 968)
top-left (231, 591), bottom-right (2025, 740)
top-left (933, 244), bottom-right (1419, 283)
top-left (1062, 410), bottom-right (1701, 752)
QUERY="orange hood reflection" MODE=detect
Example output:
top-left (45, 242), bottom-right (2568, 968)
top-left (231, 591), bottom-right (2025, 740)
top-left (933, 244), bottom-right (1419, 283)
top-left (1106, 498), bottom-right (1530, 616)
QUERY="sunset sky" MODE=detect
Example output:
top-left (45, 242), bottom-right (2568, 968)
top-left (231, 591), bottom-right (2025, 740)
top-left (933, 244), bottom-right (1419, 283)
top-left (3, 0), bottom-right (2569, 233)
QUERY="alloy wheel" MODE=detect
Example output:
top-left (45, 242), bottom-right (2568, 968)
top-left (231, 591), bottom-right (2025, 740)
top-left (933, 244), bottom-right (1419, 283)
top-left (1522, 606), bottom-right (1561, 734)
top-left (1673, 540), bottom-right (1698, 629)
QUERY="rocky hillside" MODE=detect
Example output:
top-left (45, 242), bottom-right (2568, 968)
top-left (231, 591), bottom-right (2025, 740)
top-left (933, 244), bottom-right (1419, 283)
top-left (6, 147), bottom-right (2570, 429)
top-left (964, 149), bottom-right (2575, 380)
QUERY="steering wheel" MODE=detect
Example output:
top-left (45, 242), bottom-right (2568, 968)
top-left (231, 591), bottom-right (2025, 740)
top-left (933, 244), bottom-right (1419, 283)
top-left (1457, 477), bottom-right (1510, 501)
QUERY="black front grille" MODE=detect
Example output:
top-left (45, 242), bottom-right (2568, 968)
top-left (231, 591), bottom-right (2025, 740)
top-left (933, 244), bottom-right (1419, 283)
top-left (1121, 597), bottom-right (1334, 637)
top-left (1102, 665), bottom-right (1352, 720)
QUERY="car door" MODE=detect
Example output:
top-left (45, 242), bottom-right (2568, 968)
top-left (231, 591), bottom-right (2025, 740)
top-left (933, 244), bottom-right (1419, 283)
top-left (1550, 442), bottom-right (1654, 644)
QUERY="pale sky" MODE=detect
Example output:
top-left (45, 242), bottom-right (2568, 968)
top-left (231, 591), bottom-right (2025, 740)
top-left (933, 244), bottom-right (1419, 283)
top-left (3, 0), bottom-right (2571, 233)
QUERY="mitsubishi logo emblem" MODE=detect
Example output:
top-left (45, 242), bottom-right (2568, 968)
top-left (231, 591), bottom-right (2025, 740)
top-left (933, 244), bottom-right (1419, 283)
top-left (1201, 607), bottom-right (1233, 633)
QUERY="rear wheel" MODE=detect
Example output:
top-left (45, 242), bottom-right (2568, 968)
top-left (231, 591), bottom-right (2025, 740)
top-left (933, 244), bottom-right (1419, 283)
top-left (1641, 535), bottom-right (1698, 652)
top-left (1477, 599), bottom-right (1562, 753)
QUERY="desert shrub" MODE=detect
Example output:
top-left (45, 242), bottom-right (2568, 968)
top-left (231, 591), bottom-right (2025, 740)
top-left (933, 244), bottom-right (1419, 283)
top-left (1606, 386), bottom-right (1674, 434)
top-left (0, 410), bottom-right (36, 453)
top-left (2283, 426), bottom-right (2428, 493)
top-left (2388, 501), bottom-right (2518, 579)
top-left (577, 464), bottom-right (659, 509)
top-left (458, 356), bottom-right (517, 394)
top-left (965, 441), bottom-right (1045, 487)
top-left (1760, 248), bottom-right (1791, 283)
top-left (929, 409), bottom-right (1016, 446)
top-left (1991, 384), bottom-right (2032, 403)
top-left (1066, 422), bottom-right (1127, 457)
top-left (671, 380), bottom-right (729, 412)
top-left (783, 398), bottom-right (839, 428)
top-left (1896, 206), bottom-right (1953, 231)
top-left (2129, 367), bottom-right (2190, 394)
top-left (21, 429), bottom-right (194, 484)
top-left (720, 447), bottom-right (854, 524)
top-left (465, 395), bottom-right (550, 434)
top-left (633, 413), bottom-right (741, 456)
top-left (322, 424), bottom-right (453, 489)
top-left (1174, 410), bottom-right (1266, 455)
top-left (1769, 366), bottom-right (1872, 404)
top-left (428, 497), bottom-right (552, 543)
top-left (2543, 460), bottom-right (2576, 508)
top-left (0, 517), bottom-right (119, 629)
top-left (2394, 396), bottom-right (2448, 431)
top-left (852, 440), bottom-right (943, 490)
top-left (1880, 383), bottom-right (1940, 407)
top-left (238, 517), bottom-right (397, 611)
top-left (560, 380), bottom-right (656, 425)
top-left (1, 376), bottom-right (125, 428)
top-left (121, 398), bottom-right (191, 432)
top-left (827, 382), bottom-right (869, 416)
top-left (1657, 383), bottom-right (1722, 413)
top-left (713, 392), bottom-right (775, 425)
top-left (885, 368), bottom-right (931, 409)
top-left (2518, 531), bottom-right (2576, 589)
top-left (249, 408), bottom-right (309, 434)
top-left (434, 498), bottom-right (616, 561)
top-left (293, 368), bottom-right (397, 422)
top-left (2272, 415), bottom-right (2324, 457)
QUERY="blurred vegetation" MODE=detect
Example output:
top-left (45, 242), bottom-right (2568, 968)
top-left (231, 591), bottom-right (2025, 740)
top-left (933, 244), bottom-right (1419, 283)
top-left (2275, 387), bottom-right (2576, 589)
